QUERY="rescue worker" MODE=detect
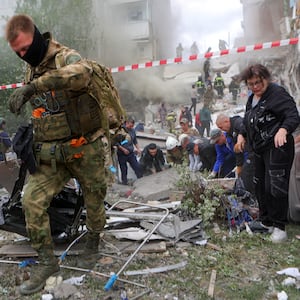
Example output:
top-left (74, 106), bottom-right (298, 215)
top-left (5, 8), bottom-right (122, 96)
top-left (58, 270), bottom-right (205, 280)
top-left (5, 14), bottom-right (124, 295)
top-left (166, 136), bottom-right (184, 165)
top-left (195, 75), bottom-right (205, 102)
top-left (176, 42), bottom-right (184, 58)
top-left (166, 110), bottom-right (177, 133)
top-left (213, 72), bottom-right (225, 98)
top-left (0, 118), bottom-right (12, 161)
top-left (116, 118), bottom-right (143, 185)
top-left (229, 76), bottom-right (240, 104)
top-left (190, 41), bottom-right (199, 56)
top-left (189, 84), bottom-right (197, 116)
top-left (219, 39), bottom-right (228, 51)
top-left (203, 49), bottom-right (211, 84)
top-left (203, 84), bottom-right (216, 111)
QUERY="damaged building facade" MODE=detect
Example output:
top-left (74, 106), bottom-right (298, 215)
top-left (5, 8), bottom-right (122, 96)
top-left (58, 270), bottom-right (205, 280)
top-left (240, 0), bottom-right (300, 103)
top-left (91, 0), bottom-right (175, 120)
top-left (92, 0), bottom-right (174, 65)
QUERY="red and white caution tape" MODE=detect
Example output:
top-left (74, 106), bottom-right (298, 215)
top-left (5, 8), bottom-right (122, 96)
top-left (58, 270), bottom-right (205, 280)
top-left (0, 82), bottom-right (24, 90)
top-left (110, 37), bottom-right (299, 73)
top-left (1, 37), bottom-right (299, 90)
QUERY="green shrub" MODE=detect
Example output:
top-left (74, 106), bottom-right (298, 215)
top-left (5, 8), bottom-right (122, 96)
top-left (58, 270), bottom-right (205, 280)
top-left (174, 164), bottom-right (227, 227)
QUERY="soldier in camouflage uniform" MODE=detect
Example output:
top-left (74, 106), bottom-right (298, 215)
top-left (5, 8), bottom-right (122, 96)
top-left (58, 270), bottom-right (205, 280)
top-left (5, 14), bottom-right (124, 295)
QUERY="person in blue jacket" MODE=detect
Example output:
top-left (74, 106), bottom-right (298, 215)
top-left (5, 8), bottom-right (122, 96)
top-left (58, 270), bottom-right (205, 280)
top-left (208, 128), bottom-right (244, 178)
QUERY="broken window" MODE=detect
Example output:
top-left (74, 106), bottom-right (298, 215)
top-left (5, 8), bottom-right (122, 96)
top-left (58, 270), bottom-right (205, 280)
top-left (127, 2), bottom-right (147, 21)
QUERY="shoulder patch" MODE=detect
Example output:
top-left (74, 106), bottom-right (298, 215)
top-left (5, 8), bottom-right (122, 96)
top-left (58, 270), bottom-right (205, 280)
top-left (65, 53), bottom-right (82, 65)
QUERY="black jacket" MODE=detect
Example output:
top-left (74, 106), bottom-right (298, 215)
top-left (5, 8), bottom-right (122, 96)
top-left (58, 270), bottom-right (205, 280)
top-left (241, 83), bottom-right (300, 153)
top-left (140, 146), bottom-right (165, 175)
top-left (196, 138), bottom-right (216, 171)
top-left (229, 116), bottom-right (243, 143)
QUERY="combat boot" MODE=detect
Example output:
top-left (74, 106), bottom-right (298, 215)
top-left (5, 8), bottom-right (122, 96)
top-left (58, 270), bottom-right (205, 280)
top-left (77, 231), bottom-right (100, 269)
top-left (19, 246), bottom-right (60, 295)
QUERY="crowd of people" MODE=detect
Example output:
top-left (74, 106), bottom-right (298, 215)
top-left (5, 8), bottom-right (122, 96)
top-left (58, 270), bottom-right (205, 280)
top-left (114, 64), bottom-right (300, 247)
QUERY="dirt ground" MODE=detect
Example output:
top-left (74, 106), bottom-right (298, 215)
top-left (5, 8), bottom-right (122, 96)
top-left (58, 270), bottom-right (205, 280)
top-left (0, 222), bottom-right (300, 300)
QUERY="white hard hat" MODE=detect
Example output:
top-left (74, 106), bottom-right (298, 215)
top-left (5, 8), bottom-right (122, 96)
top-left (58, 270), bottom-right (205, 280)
top-left (166, 136), bottom-right (179, 150)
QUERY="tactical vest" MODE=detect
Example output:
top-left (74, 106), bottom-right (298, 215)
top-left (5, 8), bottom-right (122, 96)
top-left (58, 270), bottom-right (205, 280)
top-left (196, 81), bottom-right (204, 88)
top-left (26, 43), bottom-right (105, 143)
top-left (215, 77), bottom-right (224, 87)
top-left (29, 76), bottom-right (102, 142)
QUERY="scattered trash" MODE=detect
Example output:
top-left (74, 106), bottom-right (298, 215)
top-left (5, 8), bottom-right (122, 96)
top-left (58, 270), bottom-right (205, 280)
top-left (140, 217), bottom-right (202, 241)
top-left (44, 275), bottom-right (63, 292)
top-left (41, 294), bottom-right (54, 300)
top-left (106, 227), bottom-right (166, 241)
top-left (277, 267), bottom-right (300, 278)
top-left (104, 200), bottom-right (170, 291)
top-left (1, 166), bottom-right (294, 299)
top-left (124, 261), bottom-right (187, 276)
top-left (277, 290), bottom-right (288, 300)
top-left (195, 239), bottom-right (207, 246)
top-left (63, 274), bottom-right (86, 286)
top-left (281, 277), bottom-right (296, 287)
top-left (53, 282), bottom-right (78, 299)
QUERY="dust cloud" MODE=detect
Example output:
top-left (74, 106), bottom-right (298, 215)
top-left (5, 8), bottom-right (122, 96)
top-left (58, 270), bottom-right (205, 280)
top-left (91, 0), bottom-right (196, 110)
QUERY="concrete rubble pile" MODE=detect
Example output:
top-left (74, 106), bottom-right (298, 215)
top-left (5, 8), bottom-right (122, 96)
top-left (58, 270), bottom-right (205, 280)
top-left (105, 167), bottom-right (206, 244)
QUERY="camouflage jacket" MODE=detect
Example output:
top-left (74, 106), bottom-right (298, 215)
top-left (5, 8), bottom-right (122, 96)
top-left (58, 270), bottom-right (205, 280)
top-left (25, 32), bottom-right (92, 95)
top-left (25, 32), bottom-right (111, 141)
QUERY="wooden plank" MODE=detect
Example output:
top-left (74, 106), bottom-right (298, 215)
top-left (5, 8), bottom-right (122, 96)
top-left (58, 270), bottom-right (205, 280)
top-left (206, 242), bottom-right (222, 251)
top-left (0, 242), bottom-right (84, 258)
top-left (123, 241), bottom-right (167, 254)
top-left (208, 269), bottom-right (217, 298)
top-left (0, 244), bottom-right (37, 257)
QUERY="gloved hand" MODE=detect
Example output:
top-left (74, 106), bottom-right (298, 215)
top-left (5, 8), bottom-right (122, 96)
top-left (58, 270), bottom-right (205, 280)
top-left (207, 171), bottom-right (217, 179)
top-left (8, 83), bottom-right (36, 114)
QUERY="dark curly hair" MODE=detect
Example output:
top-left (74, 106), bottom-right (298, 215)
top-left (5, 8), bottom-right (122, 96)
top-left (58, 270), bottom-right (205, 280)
top-left (239, 64), bottom-right (271, 84)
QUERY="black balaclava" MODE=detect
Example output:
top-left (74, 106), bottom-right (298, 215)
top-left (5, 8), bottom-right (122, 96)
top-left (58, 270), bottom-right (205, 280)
top-left (17, 25), bottom-right (49, 67)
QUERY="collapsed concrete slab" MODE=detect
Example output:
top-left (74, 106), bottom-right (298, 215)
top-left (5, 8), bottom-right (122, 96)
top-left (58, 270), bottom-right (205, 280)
top-left (131, 168), bottom-right (179, 202)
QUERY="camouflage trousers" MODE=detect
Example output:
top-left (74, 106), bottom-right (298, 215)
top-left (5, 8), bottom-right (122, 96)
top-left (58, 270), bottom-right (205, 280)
top-left (23, 137), bottom-right (107, 251)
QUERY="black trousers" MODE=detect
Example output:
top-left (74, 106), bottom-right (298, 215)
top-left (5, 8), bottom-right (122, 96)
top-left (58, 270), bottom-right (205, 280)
top-left (254, 135), bottom-right (294, 230)
top-left (189, 98), bottom-right (197, 116)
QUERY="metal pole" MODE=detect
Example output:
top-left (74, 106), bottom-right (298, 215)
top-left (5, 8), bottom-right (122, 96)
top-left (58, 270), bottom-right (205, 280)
top-left (104, 199), bottom-right (170, 291)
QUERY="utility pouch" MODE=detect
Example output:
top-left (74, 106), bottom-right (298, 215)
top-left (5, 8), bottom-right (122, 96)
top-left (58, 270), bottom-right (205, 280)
top-left (61, 140), bottom-right (86, 163)
top-left (77, 93), bottom-right (102, 135)
top-left (34, 142), bottom-right (64, 171)
top-left (32, 112), bottom-right (71, 142)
